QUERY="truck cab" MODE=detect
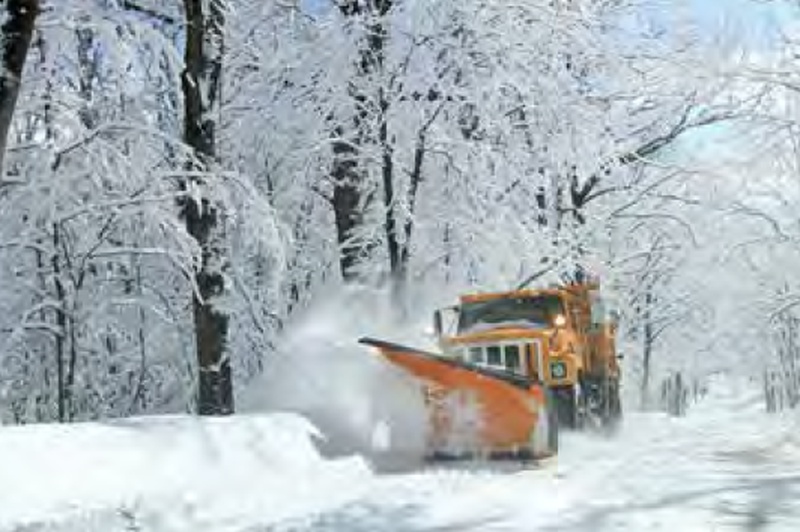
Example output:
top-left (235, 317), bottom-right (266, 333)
top-left (433, 282), bottom-right (621, 427)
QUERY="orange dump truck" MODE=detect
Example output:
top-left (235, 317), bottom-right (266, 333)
top-left (360, 280), bottom-right (621, 460)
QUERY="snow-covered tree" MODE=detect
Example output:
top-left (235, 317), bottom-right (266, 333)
top-left (0, 0), bottom-right (39, 175)
top-left (0, 0), bottom-right (771, 423)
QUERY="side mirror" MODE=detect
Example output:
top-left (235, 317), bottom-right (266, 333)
top-left (433, 310), bottom-right (443, 336)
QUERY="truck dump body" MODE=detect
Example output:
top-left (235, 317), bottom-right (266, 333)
top-left (359, 337), bottom-right (555, 459)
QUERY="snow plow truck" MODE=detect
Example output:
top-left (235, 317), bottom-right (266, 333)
top-left (360, 279), bottom-right (621, 460)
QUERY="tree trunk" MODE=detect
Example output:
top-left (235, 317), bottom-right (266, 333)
top-left (641, 288), bottom-right (654, 409)
top-left (75, 21), bottom-right (98, 130)
top-left (51, 223), bottom-right (67, 422)
top-left (331, 1), bottom-right (392, 282)
top-left (181, 0), bottom-right (233, 416)
top-left (387, 109), bottom-right (434, 307)
top-left (0, 0), bottom-right (39, 178)
top-left (331, 129), bottom-right (368, 281)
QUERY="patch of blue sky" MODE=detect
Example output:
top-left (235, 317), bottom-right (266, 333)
top-left (651, 1), bottom-right (795, 162)
top-left (300, 0), bottom-right (331, 17)
top-left (627, 0), bottom-right (791, 50)
top-left (686, 0), bottom-right (794, 49)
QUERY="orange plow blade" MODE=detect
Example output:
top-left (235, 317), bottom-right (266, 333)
top-left (359, 337), bottom-right (552, 459)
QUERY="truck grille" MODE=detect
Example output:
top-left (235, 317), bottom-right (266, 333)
top-left (462, 341), bottom-right (539, 377)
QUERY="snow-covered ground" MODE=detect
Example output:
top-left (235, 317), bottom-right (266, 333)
top-left (0, 413), bottom-right (373, 531)
top-left (2, 376), bottom-right (800, 531)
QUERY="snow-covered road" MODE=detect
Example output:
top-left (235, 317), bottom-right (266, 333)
top-left (3, 378), bottom-right (800, 532)
top-left (272, 379), bottom-right (800, 532)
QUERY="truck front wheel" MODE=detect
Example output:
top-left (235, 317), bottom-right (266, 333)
top-left (532, 388), bottom-right (559, 457)
top-left (553, 384), bottom-right (584, 429)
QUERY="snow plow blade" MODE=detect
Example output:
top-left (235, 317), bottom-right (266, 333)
top-left (359, 337), bottom-right (556, 460)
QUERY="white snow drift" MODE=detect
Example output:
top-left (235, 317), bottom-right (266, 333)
top-left (0, 413), bottom-right (372, 530)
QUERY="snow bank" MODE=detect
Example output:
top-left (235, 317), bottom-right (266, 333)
top-left (0, 413), bottom-right (372, 530)
top-left (241, 285), bottom-right (429, 468)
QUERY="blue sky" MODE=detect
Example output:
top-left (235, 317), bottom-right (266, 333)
top-left (635, 0), bottom-right (792, 51)
top-left (688, 0), bottom-right (793, 48)
top-left (668, 1), bottom-right (796, 161)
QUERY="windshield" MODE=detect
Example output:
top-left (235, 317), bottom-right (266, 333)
top-left (457, 295), bottom-right (565, 333)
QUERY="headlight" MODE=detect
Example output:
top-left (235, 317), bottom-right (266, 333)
top-left (550, 361), bottom-right (567, 379)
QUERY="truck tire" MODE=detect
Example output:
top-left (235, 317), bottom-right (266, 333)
top-left (547, 389), bottom-right (560, 454)
top-left (553, 384), bottom-right (585, 430)
top-left (608, 379), bottom-right (622, 424)
top-left (532, 388), bottom-right (559, 457)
